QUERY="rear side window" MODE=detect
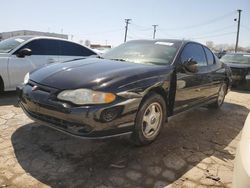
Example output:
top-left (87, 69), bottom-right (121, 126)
top-left (204, 47), bottom-right (215, 65)
top-left (20, 39), bottom-right (60, 55)
top-left (58, 41), bottom-right (95, 56)
top-left (180, 43), bottom-right (207, 66)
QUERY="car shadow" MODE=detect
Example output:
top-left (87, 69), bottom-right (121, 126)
top-left (0, 91), bottom-right (19, 107)
top-left (11, 101), bottom-right (248, 187)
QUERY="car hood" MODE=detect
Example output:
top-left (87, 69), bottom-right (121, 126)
top-left (0, 53), bottom-right (10, 57)
top-left (225, 62), bottom-right (250, 69)
top-left (30, 58), bottom-right (172, 91)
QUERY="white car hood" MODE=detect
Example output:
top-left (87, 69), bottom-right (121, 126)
top-left (0, 53), bottom-right (10, 57)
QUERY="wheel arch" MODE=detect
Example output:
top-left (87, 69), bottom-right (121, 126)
top-left (139, 86), bottom-right (170, 120)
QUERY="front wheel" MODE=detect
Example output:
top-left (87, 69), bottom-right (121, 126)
top-left (131, 93), bottom-right (166, 146)
top-left (208, 82), bottom-right (228, 108)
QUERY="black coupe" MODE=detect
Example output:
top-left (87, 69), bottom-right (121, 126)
top-left (18, 39), bottom-right (231, 145)
top-left (220, 53), bottom-right (250, 85)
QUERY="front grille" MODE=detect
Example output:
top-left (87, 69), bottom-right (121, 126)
top-left (28, 80), bottom-right (58, 94)
top-left (231, 68), bottom-right (248, 75)
top-left (24, 106), bottom-right (92, 134)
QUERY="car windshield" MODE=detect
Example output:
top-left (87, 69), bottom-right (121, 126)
top-left (0, 37), bottom-right (31, 53)
top-left (221, 54), bottom-right (250, 64)
top-left (102, 40), bottom-right (180, 65)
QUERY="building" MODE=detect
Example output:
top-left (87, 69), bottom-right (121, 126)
top-left (90, 44), bottom-right (112, 54)
top-left (0, 30), bottom-right (68, 41)
top-left (90, 44), bottom-right (111, 49)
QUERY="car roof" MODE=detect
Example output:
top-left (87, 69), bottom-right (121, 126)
top-left (125, 39), bottom-right (202, 47)
top-left (126, 39), bottom-right (190, 43)
top-left (6, 35), bottom-right (97, 54)
top-left (19, 35), bottom-right (70, 42)
top-left (7, 35), bottom-right (79, 43)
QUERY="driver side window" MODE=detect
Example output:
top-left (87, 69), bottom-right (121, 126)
top-left (181, 43), bottom-right (207, 67)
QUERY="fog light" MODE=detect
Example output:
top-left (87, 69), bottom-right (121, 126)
top-left (101, 106), bottom-right (123, 122)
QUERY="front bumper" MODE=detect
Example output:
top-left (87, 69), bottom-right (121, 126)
top-left (230, 67), bottom-right (250, 81)
top-left (17, 82), bottom-right (142, 138)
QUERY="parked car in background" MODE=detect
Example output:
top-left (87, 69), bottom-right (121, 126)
top-left (17, 39), bottom-right (231, 145)
top-left (214, 50), bottom-right (227, 59)
top-left (233, 113), bottom-right (250, 188)
top-left (0, 36), bottom-right (96, 92)
top-left (220, 53), bottom-right (250, 85)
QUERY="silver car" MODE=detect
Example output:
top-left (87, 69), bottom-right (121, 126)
top-left (0, 36), bottom-right (96, 92)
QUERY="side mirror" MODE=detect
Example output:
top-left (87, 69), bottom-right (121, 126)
top-left (182, 58), bottom-right (198, 73)
top-left (17, 48), bottom-right (32, 58)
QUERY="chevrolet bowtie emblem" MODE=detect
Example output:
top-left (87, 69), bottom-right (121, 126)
top-left (32, 85), bottom-right (38, 91)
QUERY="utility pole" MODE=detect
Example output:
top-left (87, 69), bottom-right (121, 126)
top-left (124, 19), bottom-right (131, 43)
top-left (235, 9), bottom-right (242, 53)
top-left (152, 25), bottom-right (158, 39)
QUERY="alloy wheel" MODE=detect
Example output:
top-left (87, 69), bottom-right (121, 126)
top-left (142, 102), bottom-right (163, 139)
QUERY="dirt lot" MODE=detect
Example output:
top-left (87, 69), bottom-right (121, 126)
top-left (0, 82), bottom-right (250, 188)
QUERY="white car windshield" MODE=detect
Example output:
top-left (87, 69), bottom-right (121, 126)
top-left (0, 37), bottom-right (31, 53)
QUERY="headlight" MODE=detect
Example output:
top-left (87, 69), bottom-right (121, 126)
top-left (23, 72), bottom-right (29, 84)
top-left (57, 89), bottom-right (116, 105)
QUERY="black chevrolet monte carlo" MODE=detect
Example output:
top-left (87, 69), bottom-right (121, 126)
top-left (17, 39), bottom-right (232, 145)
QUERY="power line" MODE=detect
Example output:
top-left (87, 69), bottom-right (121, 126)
top-left (157, 29), bottom-right (175, 37)
top-left (191, 24), bottom-right (235, 37)
top-left (130, 23), bottom-right (152, 31)
top-left (160, 11), bottom-right (235, 31)
top-left (128, 30), bottom-right (152, 39)
top-left (192, 31), bottom-right (236, 39)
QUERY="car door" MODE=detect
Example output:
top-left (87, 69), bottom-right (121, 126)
top-left (174, 43), bottom-right (210, 113)
top-left (203, 46), bottom-right (222, 96)
top-left (58, 40), bottom-right (95, 62)
top-left (8, 39), bottom-right (60, 88)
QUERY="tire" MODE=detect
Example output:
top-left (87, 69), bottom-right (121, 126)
top-left (208, 82), bottom-right (228, 109)
top-left (131, 93), bottom-right (166, 146)
top-left (0, 77), bottom-right (4, 94)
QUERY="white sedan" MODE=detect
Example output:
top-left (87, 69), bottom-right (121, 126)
top-left (0, 36), bottom-right (96, 92)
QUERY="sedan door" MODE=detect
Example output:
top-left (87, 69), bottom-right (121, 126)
top-left (8, 39), bottom-right (59, 89)
top-left (174, 43), bottom-right (210, 113)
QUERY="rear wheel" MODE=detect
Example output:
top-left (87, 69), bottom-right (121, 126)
top-left (131, 93), bottom-right (166, 146)
top-left (208, 82), bottom-right (227, 108)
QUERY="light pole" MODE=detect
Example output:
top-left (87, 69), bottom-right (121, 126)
top-left (152, 25), bottom-right (158, 39)
top-left (124, 19), bottom-right (131, 42)
top-left (235, 9), bottom-right (242, 53)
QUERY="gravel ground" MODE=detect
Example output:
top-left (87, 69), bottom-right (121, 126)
top-left (0, 82), bottom-right (250, 188)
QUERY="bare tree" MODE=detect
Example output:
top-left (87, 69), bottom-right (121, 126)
top-left (85, 40), bottom-right (91, 47)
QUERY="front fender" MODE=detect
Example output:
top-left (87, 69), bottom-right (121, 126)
top-left (0, 55), bottom-right (10, 90)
